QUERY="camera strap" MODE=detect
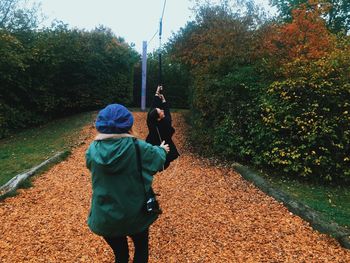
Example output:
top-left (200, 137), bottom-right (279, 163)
top-left (156, 127), bottom-right (165, 171)
top-left (133, 138), bottom-right (150, 200)
top-left (156, 127), bottom-right (162, 144)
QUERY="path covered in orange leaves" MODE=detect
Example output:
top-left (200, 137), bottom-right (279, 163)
top-left (1, 112), bottom-right (349, 262)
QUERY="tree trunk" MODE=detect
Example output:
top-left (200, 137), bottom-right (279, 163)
top-left (0, 151), bottom-right (67, 197)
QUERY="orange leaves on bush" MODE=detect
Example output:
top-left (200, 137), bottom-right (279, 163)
top-left (264, 2), bottom-right (335, 64)
top-left (170, 6), bottom-right (254, 72)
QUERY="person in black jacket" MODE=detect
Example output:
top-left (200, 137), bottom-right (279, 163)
top-left (146, 86), bottom-right (180, 169)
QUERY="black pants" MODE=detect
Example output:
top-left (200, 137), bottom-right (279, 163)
top-left (103, 228), bottom-right (149, 263)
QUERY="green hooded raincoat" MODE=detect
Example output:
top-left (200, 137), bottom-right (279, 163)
top-left (86, 137), bottom-right (166, 237)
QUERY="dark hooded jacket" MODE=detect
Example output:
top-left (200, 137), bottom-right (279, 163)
top-left (146, 95), bottom-right (179, 169)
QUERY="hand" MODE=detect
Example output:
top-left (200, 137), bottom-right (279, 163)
top-left (160, 140), bottom-right (170, 153)
top-left (156, 85), bottom-right (163, 94)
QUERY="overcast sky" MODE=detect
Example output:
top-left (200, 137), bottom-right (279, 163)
top-left (34, 0), bottom-right (276, 54)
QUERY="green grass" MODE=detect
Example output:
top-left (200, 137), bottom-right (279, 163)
top-left (0, 111), bottom-right (96, 186)
top-left (263, 174), bottom-right (350, 229)
top-left (181, 112), bottom-right (350, 230)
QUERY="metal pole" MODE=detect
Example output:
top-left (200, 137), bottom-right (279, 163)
top-left (141, 41), bottom-right (147, 111)
top-left (158, 19), bottom-right (162, 86)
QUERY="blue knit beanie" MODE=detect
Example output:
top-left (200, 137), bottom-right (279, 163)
top-left (95, 104), bottom-right (134, 134)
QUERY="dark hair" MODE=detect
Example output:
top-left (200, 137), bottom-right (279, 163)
top-left (147, 108), bottom-right (159, 129)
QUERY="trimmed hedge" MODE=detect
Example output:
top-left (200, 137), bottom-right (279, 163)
top-left (0, 25), bottom-right (139, 138)
top-left (189, 42), bottom-right (350, 183)
top-left (258, 50), bottom-right (350, 181)
top-left (168, 3), bottom-right (350, 183)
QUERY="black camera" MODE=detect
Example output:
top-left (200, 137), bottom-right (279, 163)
top-left (146, 197), bottom-right (162, 214)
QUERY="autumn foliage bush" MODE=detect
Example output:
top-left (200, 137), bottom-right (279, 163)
top-left (258, 4), bottom-right (350, 182)
top-left (167, 4), bottom-right (267, 160)
top-left (259, 36), bottom-right (350, 182)
top-left (169, 2), bottom-right (350, 182)
top-left (262, 2), bottom-right (336, 78)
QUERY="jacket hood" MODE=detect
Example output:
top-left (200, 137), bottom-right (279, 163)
top-left (86, 137), bottom-right (135, 174)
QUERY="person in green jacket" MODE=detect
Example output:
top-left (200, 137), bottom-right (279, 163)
top-left (86, 104), bottom-right (169, 263)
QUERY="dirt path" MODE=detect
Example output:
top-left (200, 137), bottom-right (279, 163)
top-left (1, 112), bottom-right (349, 262)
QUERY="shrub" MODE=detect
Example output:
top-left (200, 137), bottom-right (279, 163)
top-left (259, 46), bottom-right (350, 182)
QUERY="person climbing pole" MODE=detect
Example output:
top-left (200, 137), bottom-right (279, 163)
top-left (146, 85), bottom-right (180, 170)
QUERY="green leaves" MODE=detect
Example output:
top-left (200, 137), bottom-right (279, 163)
top-left (0, 26), bottom-right (138, 138)
top-left (154, 1), bottom-right (350, 183)
top-left (260, 53), bottom-right (350, 181)
top-left (0, 0), bottom-right (41, 31)
top-left (270, 0), bottom-right (350, 34)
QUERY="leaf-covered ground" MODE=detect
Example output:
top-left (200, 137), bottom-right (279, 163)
top-left (0, 112), bottom-right (349, 262)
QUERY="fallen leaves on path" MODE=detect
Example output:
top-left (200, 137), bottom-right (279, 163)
top-left (0, 112), bottom-right (349, 262)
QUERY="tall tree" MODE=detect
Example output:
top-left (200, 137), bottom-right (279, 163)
top-left (264, 3), bottom-right (335, 66)
top-left (270, 0), bottom-right (350, 33)
top-left (0, 0), bottom-right (40, 31)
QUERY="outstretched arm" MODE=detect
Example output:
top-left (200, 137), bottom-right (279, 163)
top-left (150, 85), bottom-right (172, 122)
top-left (139, 139), bottom-right (168, 174)
top-left (155, 86), bottom-right (171, 119)
top-left (150, 86), bottom-right (164, 109)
